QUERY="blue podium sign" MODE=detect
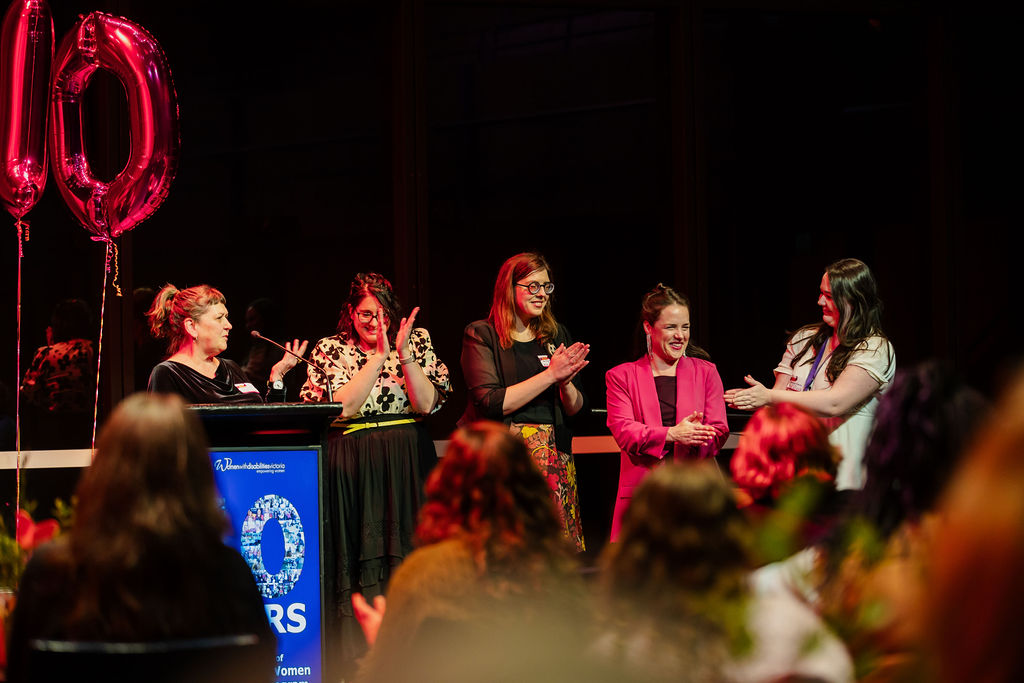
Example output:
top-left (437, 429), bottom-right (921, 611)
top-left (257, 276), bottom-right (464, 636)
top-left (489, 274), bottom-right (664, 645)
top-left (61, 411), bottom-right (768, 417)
top-left (211, 447), bottom-right (323, 683)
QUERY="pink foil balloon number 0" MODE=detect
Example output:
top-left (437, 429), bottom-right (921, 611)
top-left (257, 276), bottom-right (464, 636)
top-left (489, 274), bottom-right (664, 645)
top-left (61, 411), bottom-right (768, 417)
top-left (50, 11), bottom-right (180, 239)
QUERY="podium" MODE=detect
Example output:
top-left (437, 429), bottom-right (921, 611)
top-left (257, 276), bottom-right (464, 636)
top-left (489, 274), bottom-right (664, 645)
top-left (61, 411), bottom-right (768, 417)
top-left (191, 403), bottom-right (344, 683)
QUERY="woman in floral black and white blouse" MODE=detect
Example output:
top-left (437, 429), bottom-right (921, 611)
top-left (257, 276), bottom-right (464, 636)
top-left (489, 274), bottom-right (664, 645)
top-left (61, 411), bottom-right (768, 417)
top-left (299, 272), bottom-right (450, 678)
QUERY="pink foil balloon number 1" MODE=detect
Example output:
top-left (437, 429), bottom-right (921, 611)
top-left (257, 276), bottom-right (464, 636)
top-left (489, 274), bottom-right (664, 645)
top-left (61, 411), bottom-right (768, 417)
top-left (0, 0), bottom-right (51, 519)
top-left (0, 0), bottom-right (52, 224)
top-left (0, 3), bottom-right (181, 463)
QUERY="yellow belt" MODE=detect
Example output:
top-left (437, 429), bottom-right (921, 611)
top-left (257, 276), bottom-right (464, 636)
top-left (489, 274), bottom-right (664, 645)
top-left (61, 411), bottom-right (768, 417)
top-left (341, 417), bottom-right (420, 436)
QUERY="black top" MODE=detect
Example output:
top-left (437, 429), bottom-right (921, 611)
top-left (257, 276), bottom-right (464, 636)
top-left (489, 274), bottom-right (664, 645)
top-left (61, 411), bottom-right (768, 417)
top-left (654, 375), bottom-right (677, 427)
top-left (655, 374), bottom-right (677, 457)
top-left (147, 358), bottom-right (286, 404)
top-left (5, 539), bottom-right (277, 682)
top-left (509, 339), bottom-right (557, 424)
top-left (459, 319), bottom-right (588, 454)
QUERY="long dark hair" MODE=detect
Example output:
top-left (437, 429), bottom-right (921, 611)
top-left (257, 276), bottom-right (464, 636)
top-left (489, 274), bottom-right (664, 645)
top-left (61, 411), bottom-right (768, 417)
top-left (790, 258), bottom-right (891, 382)
top-left (336, 272), bottom-right (401, 345)
top-left (58, 393), bottom-right (231, 638)
top-left (636, 283), bottom-right (710, 361)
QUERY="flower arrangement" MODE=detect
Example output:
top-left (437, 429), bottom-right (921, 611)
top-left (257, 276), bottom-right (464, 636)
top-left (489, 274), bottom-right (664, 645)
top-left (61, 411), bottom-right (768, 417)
top-left (0, 500), bottom-right (74, 591)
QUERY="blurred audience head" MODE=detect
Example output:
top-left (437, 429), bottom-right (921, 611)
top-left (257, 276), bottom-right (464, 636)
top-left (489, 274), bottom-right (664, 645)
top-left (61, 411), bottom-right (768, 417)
top-left (416, 420), bottom-right (569, 577)
top-left (730, 404), bottom-right (838, 503)
top-left (604, 462), bottom-right (752, 615)
top-left (75, 392), bottom-right (225, 546)
top-left (59, 393), bottom-right (228, 638)
top-left (856, 360), bottom-right (988, 541)
top-left (924, 368), bottom-right (1024, 682)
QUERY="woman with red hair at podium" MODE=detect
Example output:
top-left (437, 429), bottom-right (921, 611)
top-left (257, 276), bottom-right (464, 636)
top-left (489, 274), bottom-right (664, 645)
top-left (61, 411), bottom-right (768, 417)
top-left (146, 283), bottom-right (307, 403)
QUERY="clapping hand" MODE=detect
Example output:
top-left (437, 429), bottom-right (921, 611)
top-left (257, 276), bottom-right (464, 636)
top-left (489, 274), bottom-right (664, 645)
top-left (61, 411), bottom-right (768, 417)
top-left (724, 375), bottom-right (769, 411)
top-left (548, 341), bottom-right (590, 385)
top-left (396, 306), bottom-right (419, 359)
top-left (269, 339), bottom-right (310, 382)
top-left (667, 411), bottom-right (720, 446)
top-left (375, 308), bottom-right (390, 357)
top-left (352, 593), bottom-right (387, 647)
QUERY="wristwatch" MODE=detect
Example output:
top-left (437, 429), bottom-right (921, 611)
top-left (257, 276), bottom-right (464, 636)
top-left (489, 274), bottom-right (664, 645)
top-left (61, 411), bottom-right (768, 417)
top-left (269, 379), bottom-right (284, 391)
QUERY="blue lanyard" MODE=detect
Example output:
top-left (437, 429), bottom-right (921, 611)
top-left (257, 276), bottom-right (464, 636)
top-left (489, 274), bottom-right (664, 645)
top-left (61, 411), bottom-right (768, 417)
top-left (803, 343), bottom-right (829, 392)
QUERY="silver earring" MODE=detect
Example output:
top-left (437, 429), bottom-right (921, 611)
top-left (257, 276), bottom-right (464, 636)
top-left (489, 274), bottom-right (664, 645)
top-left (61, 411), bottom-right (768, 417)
top-left (646, 333), bottom-right (652, 356)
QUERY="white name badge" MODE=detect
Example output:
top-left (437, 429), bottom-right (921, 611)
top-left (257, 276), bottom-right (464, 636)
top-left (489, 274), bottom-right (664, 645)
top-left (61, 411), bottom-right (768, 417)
top-left (235, 382), bottom-right (260, 394)
top-left (538, 355), bottom-right (551, 368)
top-left (785, 375), bottom-right (802, 392)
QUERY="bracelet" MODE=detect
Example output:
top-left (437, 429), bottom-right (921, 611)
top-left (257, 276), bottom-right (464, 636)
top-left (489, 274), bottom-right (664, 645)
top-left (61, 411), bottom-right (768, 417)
top-left (399, 355), bottom-right (416, 365)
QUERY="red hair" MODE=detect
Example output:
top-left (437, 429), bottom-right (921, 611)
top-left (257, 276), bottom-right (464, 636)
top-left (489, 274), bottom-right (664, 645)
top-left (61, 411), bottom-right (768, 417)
top-left (146, 283), bottom-right (226, 354)
top-left (416, 421), bottom-right (569, 578)
top-left (487, 252), bottom-right (558, 349)
top-left (730, 404), bottom-right (837, 502)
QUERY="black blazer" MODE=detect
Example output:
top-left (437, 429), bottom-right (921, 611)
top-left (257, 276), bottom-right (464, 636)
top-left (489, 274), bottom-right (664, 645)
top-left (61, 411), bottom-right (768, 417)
top-left (458, 319), bottom-right (587, 453)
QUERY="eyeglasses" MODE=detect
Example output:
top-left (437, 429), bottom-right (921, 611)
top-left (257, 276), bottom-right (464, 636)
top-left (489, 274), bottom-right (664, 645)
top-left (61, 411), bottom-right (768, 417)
top-left (514, 282), bottom-right (555, 296)
top-left (354, 310), bottom-right (380, 323)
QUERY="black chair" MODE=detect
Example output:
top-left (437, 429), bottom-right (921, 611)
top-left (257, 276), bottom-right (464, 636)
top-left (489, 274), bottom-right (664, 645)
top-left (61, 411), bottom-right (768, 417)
top-left (26, 634), bottom-right (274, 683)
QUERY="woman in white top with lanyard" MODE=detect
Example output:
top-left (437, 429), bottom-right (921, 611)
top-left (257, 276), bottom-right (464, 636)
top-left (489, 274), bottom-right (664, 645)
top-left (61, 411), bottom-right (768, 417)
top-left (725, 258), bottom-right (894, 490)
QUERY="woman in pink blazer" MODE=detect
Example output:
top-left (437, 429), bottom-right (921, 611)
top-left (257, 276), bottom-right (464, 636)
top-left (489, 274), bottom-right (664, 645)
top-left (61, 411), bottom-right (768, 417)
top-left (605, 285), bottom-right (729, 541)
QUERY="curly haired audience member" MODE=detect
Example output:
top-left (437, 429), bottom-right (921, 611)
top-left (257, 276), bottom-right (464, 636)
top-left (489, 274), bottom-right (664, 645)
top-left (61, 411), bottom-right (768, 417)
top-left (816, 362), bottom-right (988, 680)
top-left (351, 421), bottom-right (586, 682)
top-left (730, 403), bottom-right (838, 508)
top-left (598, 463), bottom-right (852, 683)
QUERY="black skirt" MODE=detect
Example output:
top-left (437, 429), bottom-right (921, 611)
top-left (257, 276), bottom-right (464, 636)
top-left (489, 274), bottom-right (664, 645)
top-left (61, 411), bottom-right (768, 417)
top-left (324, 417), bottom-right (437, 677)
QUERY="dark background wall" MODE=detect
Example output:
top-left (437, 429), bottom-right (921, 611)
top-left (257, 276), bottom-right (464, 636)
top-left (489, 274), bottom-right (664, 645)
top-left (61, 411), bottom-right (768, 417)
top-left (2, 0), bottom-right (1017, 455)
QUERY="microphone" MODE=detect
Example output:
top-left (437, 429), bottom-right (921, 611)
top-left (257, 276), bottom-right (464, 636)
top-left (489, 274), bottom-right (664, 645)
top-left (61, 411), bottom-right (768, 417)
top-left (250, 330), bottom-right (336, 400)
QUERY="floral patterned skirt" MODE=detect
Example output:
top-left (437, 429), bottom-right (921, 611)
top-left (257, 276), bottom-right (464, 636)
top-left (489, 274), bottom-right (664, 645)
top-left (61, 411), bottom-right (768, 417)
top-left (509, 422), bottom-right (585, 552)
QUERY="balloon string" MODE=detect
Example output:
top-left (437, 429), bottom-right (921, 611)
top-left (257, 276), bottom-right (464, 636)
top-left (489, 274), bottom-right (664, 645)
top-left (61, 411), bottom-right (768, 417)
top-left (14, 219), bottom-right (26, 543)
top-left (91, 242), bottom-right (113, 451)
top-left (105, 239), bottom-right (122, 297)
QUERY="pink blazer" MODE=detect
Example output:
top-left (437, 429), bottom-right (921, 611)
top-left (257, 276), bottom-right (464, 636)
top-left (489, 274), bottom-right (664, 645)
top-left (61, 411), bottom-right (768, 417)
top-left (605, 355), bottom-right (729, 541)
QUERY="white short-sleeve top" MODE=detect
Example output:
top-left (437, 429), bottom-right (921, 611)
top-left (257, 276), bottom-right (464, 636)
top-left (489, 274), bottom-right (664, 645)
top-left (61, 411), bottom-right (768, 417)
top-left (774, 328), bottom-right (895, 490)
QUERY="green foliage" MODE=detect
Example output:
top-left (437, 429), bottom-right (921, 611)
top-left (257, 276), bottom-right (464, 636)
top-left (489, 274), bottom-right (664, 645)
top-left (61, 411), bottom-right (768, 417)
top-left (751, 475), bottom-right (829, 565)
top-left (0, 498), bottom-right (75, 591)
